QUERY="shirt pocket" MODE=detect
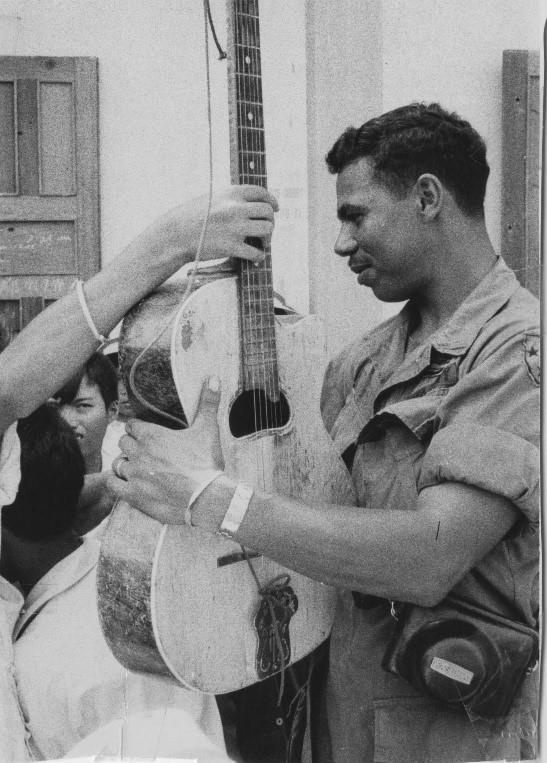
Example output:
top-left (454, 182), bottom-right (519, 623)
top-left (354, 397), bottom-right (439, 508)
top-left (330, 386), bottom-right (371, 457)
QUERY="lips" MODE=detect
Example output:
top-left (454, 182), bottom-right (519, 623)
top-left (348, 258), bottom-right (376, 285)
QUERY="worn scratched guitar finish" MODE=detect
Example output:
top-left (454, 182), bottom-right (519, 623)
top-left (97, 0), bottom-right (355, 693)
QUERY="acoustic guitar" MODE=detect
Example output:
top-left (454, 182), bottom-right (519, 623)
top-left (97, 0), bottom-right (355, 694)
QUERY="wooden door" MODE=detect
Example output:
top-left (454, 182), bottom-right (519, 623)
top-left (0, 56), bottom-right (99, 344)
top-left (501, 50), bottom-right (540, 297)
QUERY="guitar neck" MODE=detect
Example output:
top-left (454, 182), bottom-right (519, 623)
top-left (227, 0), bottom-right (279, 395)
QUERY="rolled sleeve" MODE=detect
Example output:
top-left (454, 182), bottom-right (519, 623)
top-left (418, 424), bottom-right (539, 524)
top-left (418, 328), bottom-right (540, 524)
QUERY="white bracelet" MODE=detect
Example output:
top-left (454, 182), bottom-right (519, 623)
top-left (217, 482), bottom-right (254, 539)
top-left (75, 280), bottom-right (108, 345)
top-left (184, 470), bottom-right (224, 526)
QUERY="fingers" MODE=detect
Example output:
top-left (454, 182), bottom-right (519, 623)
top-left (237, 184), bottom-right (279, 211)
top-left (243, 220), bottom-right (274, 239)
top-left (248, 202), bottom-right (276, 222)
top-left (123, 418), bottom-right (171, 443)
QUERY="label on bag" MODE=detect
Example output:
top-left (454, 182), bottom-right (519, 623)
top-left (430, 657), bottom-right (474, 685)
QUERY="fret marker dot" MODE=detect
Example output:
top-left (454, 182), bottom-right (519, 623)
top-left (245, 55), bottom-right (251, 64)
top-left (248, 112), bottom-right (253, 122)
top-left (249, 160), bottom-right (255, 169)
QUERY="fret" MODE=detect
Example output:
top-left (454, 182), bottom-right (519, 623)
top-left (235, 45), bottom-right (262, 77)
top-left (240, 298), bottom-right (275, 309)
top-left (242, 354), bottom-right (277, 366)
top-left (242, 327), bottom-right (276, 336)
top-left (241, 345), bottom-right (278, 356)
top-left (239, 160), bottom-right (266, 178)
top-left (240, 292), bottom-right (274, 300)
top-left (241, 298), bottom-right (275, 309)
top-left (241, 316), bottom-right (276, 325)
top-left (237, 103), bottom-right (264, 130)
top-left (239, 167), bottom-right (266, 180)
top-left (240, 271), bottom-right (273, 278)
top-left (239, 156), bottom-right (266, 171)
top-left (242, 363), bottom-right (278, 374)
top-left (237, 98), bottom-right (263, 107)
top-left (235, 72), bottom-right (262, 81)
top-left (239, 148), bottom-right (266, 155)
top-left (241, 328), bottom-right (276, 338)
top-left (235, 0), bottom-right (259, 16)
top-left (240, 311), bottom-right (276, 320)
top-left (238, 141), bottom-right (266, 157)
top-left (241, 320), bottom-right (276, 328)
top-left (239, 173), bottom-right (268, 182)
top-left (237, 127), bottom-right (265, 136)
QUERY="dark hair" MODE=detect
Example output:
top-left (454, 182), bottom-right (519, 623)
top-left (55, 352), bottom-right (118, 409)
top-left (2, 404), bottom-right (84, 540)
top-left (325, 102), bottom-right (489, 217)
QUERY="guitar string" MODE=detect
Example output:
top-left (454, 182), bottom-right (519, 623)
top-left (244, 1), bottom-right (266, 452)
top-left (249, 0), bottom-right (275, 441)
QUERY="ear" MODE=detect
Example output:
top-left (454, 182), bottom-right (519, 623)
top-left (415, 174), bottom-right (443, 220)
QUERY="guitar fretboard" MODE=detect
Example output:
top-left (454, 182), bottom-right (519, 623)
top-left (229, 0), bottom-right (279, 395)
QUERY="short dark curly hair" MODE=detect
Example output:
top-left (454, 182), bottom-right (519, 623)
top-left (325, 102), bottom-right (489, 218)
top-left (2, 404), bottom-right (84, 540)
top-left (55, 352), bottom-right (118, 409)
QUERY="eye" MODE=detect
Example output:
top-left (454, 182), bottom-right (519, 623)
top-left (345, 211), bottom-right (365, 226)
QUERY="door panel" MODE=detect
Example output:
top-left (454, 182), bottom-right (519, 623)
top-left (0, 56), bottom-right (99, 338)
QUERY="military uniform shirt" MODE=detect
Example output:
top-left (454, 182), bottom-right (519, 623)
top-left (320, 257), bottom-right (539, 763)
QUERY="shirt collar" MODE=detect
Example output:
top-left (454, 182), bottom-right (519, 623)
top-left (428, 257), bottom-right (520, 356)
top-left (14, 539), bottom-right (100, 638)
top-left (372, 258), bottom-right (520, 403)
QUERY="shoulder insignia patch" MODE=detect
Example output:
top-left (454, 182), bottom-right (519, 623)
top-left (524, 332), bottom-right (540, 385)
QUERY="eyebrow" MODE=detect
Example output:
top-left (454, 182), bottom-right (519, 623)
top-left (337, 204), bottom-right (367, 221)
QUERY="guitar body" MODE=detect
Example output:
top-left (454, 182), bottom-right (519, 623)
top-left (98, 273), bottom-right (355, 693)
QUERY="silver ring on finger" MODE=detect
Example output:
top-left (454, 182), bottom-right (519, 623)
top-left (112, 454), bottom-right (129, 481)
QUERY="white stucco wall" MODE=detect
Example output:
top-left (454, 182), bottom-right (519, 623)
top-left (381, 0), bottom-right (544, 257)
top-left (0, 0), bottom-right (310, 311)
top-left (306, 0), bottom-right (544, 353)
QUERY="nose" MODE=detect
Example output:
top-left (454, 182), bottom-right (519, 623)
top-left (59, 404), bottom-right (78, 429)
top-left (334, 223), bottom-right (358, 258)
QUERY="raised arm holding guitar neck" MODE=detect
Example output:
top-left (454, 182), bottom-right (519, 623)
top-left (0, 185), bottom-right (274, 435)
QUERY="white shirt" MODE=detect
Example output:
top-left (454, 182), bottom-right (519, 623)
top-left (14, 538), bottom-right (226, 761)
top-left (0, 423), bottom-right (29, 762)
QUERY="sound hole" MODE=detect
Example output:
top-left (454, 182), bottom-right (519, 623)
top-left (229, 388), bottom-right (291, 438)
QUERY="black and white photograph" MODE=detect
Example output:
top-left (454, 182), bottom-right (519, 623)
top-left (0, 1), bottom-right (542, 762)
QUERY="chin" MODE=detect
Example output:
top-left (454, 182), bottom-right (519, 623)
top-left (370, 285), bottom-right (407, 303)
